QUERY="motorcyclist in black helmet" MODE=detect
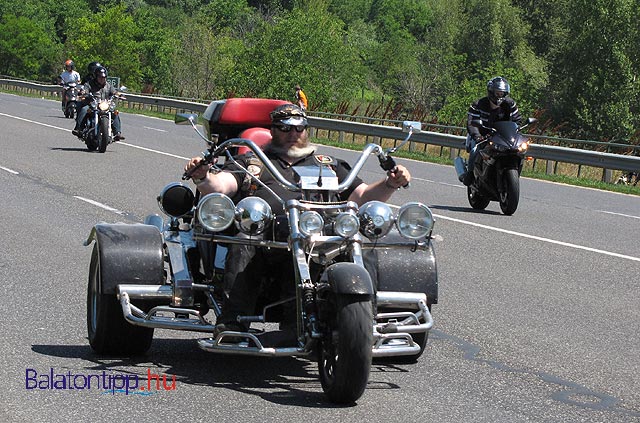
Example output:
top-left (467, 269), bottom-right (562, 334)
top-left (73, 66), bottom-right (125, 140)
top-left (83, 61), bottom-right (103, 84)
top-left (459, 76), bottom-right (522, 185)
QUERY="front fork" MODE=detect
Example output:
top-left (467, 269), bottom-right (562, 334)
top-left (95, 113), bottom-right (113, 138)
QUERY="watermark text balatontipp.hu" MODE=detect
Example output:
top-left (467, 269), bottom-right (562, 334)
top-left (25, 368), bottom-right (176, 395)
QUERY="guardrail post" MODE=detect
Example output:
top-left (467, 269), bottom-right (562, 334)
top-left (546, 160), bottom-right (554, 175)
top-left (602, 169), bottom-right (613, 183)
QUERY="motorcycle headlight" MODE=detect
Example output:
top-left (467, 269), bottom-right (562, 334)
top-left (98, 100), bottom-right (110, 111)
top-left (299, 211), bottom-right (324, 236)
top-left (396, 202), bottom-right (434, 240)
top-left (518, 141), bottom-right (529, 152)
top-left (157, 183), bottom-right (194, 218)
top-left (333, 212), bottom-right (360, 238)
top-left (359, 201), bottom-right (394, 239)
top-left (197, 193), bottom-right (235, 232)
top-left (235, 197), bottom-right (273, 235)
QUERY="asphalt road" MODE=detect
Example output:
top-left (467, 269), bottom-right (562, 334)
top-left (1, 93), bottom-right (639, 422)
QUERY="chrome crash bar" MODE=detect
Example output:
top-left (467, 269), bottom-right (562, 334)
top-left (117, 285), bottom-right (432, 358)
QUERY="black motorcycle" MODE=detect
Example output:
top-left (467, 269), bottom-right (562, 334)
top-left (60, 82), bottom-right (79, 119)
top-left (77, 89), bottom-right (126, 153)
top-left (455, 117), bottom-right (537, 215)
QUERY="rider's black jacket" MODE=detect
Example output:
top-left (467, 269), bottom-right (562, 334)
top-left (81, 79), bottom-right (117, 103)
top-left (467, 97), bottom-right (521, 140)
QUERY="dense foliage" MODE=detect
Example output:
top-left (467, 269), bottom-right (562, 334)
top-left (1, 0), bottom-right (639, 144)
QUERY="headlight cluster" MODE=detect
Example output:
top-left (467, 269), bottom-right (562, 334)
top-left (518, 141), bottom-right (529, 152)
top-left (196, 194), bottom-right (434, 241)
top-left (197, 193), bottom-right (273, 235)
top-left (359, 201), bottom-right (433, 240)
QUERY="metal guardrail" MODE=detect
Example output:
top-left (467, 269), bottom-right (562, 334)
top-left (2, 79), bottom-right (639, 181)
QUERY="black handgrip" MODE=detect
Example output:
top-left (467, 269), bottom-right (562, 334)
top-left (380, 155), bottom-right (409, 188)
top-left (182, 151), bottom-right (213, 180)
top-left (378, 154), bottom-right (396, 171)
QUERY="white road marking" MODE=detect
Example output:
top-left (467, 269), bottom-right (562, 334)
top-left (116, 141), bottom-right (188, 159)
top-left (598, 210), bottom-right (640, 220)
top-left (433, 213), bottom-right (640, 262)
top-left (143, 126), bottom-right (167, 132)
top-left (0, 112), bottom-right (70, 132)
top-left (74, 196), bottom-right (125, 215)
top-left (0, 165), bottom-right (19, 175)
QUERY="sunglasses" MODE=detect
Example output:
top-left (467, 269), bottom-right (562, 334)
top-left (273, 124), bottom-right (307, 133)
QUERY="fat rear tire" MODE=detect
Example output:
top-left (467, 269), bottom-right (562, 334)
top-left (87, 244), bottom-right (154, 355)
top-left (499, 169), bottom-right (520, 215)
top-left (318, 295), bottom-right (372, 404)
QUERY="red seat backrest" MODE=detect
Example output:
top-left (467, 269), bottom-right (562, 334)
top-left (237, 127), bottom-right (272, 154)
top-left (218, 98), bottom-right (290, 127)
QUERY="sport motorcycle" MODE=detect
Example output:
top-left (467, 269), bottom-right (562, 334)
top-left (85, 98), bottom-right (439, 404)
top-left (455, 117), bottom-right (537, 215)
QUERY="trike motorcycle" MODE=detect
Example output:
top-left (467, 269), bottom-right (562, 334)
top-left (85, 98), bottom-right (438, 404)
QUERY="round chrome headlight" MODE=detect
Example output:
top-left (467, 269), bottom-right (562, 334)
top-left (396, 202), bottom-right (434, 240)
top-left (157, 183), bottom-right (194, 218)
top-left (334, 212), bottom-right (359, 238)
top-left (235, 197), bottom-right (273, 235)
top-left (299, 211), bottom-right (324, 236)
top-left (358, 201), bottom-right (394, 239)
top-left (98, 100), bottom-right (110, 111)
top-left (197, 193), bottom-right (235, 232)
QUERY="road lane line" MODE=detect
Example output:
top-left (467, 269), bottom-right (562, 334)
top-left (598, 210), bottom-right (640, 220)
top-left (0, 165), bottom-right (19, 175)
top-left (116, 141), bottom-right (188, 159)
top-left (0, 112), bottom-right (71, 132)
top-left (74, 196), bottom-right (125, 215)
top-left (143, 126), bottom-right (167, 132)
top-left (434, 213), bottom-right (640, 262)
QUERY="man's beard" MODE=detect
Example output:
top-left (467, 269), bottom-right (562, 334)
top-left (268, 143), bottom-right (315, 159)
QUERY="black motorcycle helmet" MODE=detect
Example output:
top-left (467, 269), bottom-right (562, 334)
top-left (94, 66), bottom-right (108, 87)
top-left (487, 76), bottom-right (510, 106)
top-left (87, 61), bottom-right (103, 75)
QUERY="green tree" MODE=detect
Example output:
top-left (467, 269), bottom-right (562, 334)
top-left (548, 0), bottom-right (638, 140)
top-left (170, 19), bottom-right (244, 99)
top-left (0, 14), bottom-right (60, 80)
top-left (234, 1), bottom-right (366, 109)
top-left (66, 4), bottom-right (143, 89)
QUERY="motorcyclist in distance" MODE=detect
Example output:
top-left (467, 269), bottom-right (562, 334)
top-left (73, 66), bottom-right (125, 141)
top-left (184, 103), bottom-right (410, 338)
top-left (459, 76), bottom-right (521, 186)
top-left (58, 60), bottom-right (81, 111)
